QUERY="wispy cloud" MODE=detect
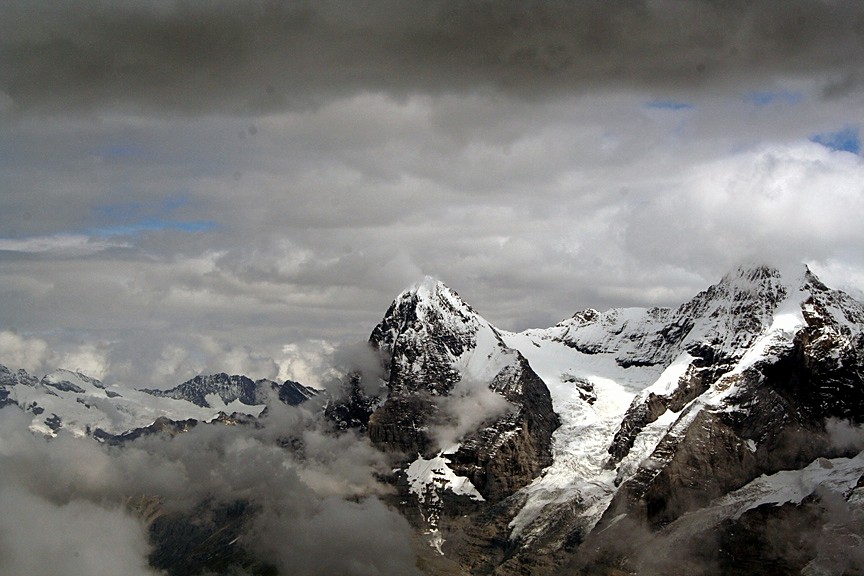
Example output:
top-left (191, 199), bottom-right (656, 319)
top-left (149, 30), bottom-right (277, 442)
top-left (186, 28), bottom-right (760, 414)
top-left (0, 218), bottom-right (217, 256)
top-left (0, 234), bottom-right (130, 256)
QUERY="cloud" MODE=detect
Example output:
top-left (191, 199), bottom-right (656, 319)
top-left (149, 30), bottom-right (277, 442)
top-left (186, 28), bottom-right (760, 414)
top-left (0, 488), bottom-right (158, 576)
top-left (0, 234), bottom-right (130, 255)
top-left (0, 331), bottom-right (50, 374)
top-left (0, 331), bottom-right (110, 379)
top-left (826, 417), bottom-right (864, 453)
top-left (429, 376), bottom-right (514, 452)
top-left (0, 403), bottom-right (421, 575)
top-left (0, 2), bottom-right (863, 396)
top-left (1, 1), bottom-right (864, 115)
top-left (250, 495), bottom-right (421, 576)
top-left (624, 141), bottom-right (864, 277)
top-left (277, 340), bottom-right (336, 389)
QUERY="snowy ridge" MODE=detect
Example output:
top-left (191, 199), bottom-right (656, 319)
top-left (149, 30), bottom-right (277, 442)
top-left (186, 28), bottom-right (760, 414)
top-left (1, 366), bottom-right (270, 438)
top-left (500, 330), bottom-right (663, 541)
top-left (532, 265), bottom-right (790, 370)
top-left (369, 266), bottom-right (864, 551)
top-left (2, 265), bottom-right (862, 574)
top-left (372, 275), bottom-right (532, 410)
top-left (726, 452), bottom-right (864, 519)
top-left (373, 275), bottom-right (527, 414)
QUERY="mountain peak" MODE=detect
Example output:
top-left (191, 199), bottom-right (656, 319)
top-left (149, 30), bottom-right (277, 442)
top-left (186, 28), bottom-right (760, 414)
top-left (399, 275), bottom-right (459, 305)
top-left (720, 263), bottom-right (782, 285)
top-left (413, 275), bottom-right (445, 296)
top-left (717, 262), bottom-right (835, 295)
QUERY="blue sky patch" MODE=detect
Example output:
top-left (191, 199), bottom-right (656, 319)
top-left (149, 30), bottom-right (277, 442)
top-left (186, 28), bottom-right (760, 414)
top-left (87, 218), bottom-right (218, 238)
top-left (89, 195), bottom-right (216, 237)
top-left (644, 100), bottom-right (694, 111)
top-left (809, 126), bottom-right (861, 154)
top-left (744, 90), bottom-right (804, 107)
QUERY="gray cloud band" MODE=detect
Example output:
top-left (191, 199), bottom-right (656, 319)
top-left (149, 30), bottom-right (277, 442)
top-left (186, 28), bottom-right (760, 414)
top-left (2, 0), bottom-right (863, 115)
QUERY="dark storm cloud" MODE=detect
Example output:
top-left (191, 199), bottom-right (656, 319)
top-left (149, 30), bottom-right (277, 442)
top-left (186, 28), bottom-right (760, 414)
top-left (2, 0), bottom-right (864, 115)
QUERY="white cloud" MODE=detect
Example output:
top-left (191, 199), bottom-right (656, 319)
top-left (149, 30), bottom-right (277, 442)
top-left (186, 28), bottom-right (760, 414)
top-left (625, 141), bottom-right (864, 275)
top-left (0, 234), bottom-right (130, 256)
top-left (0, 331), bottom-right (49, 374)
top-left (0, 488), bottom-right (158, 576)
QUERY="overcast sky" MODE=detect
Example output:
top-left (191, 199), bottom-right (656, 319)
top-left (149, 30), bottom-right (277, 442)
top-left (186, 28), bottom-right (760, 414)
top-left (1, 0), bottom-right (864, 389)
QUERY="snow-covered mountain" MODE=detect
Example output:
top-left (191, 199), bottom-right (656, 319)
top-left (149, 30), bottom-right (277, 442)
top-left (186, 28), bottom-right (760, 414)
top-left (0, 366), bottom-right (316, 439)
top-left (322, 276), bottom-right (559, 551)
top-left (344, 265), bottom-right (864, 574)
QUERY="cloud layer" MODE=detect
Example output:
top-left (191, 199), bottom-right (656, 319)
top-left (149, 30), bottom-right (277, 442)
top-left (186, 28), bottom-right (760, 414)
top-left (0, 403), bottom-right (421, 575)
top-left (0, 1), bottom-right (863, 388)
top-left (3, 1), bottom-right (864, 115)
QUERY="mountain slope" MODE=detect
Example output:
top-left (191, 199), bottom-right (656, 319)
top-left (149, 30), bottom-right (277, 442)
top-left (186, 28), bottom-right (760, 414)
top-left (495, 265), bottom-right (864, 574)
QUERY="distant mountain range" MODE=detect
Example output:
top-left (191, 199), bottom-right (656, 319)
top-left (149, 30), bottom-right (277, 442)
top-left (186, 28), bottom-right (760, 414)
top-left (2, 264), bottom-right (863, 575)
top-left (0, 365), bottom-right (316, 439)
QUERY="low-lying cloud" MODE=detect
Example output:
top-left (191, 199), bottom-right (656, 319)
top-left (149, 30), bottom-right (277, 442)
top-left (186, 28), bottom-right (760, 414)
top-left (0, 402), bottom-right (421, 575)
top-left (429, 376), bottom-right (514, 452)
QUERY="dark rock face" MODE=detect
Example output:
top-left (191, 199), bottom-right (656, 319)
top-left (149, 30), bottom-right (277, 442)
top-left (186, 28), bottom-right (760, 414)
top-left (367, 395), bottom-right (433, 455)
top-left (448, 357), bottom-right (558, 503)
top-left (0, 364), bottom-right (39, 388)
top-left (0, 364), bottom-right (35, 408)
top-left (146, 499), bottom-right (274, 576)
top-left (93, 415), bottom-right (201, 444)
top-left (324, 372), bottom-right (384, 432)
top-left (144, 374), bottom-right (317, 409)
top-left (606, 361), bottom-right (718, 467)
top-left (143, 373), bottom-right (260, 407)
top-left (42, 378), bottom-right (86, 393)
top-left (271, 379), bottom-right (318, 406)
top-left (369, 284), bottom-right (475, 397)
